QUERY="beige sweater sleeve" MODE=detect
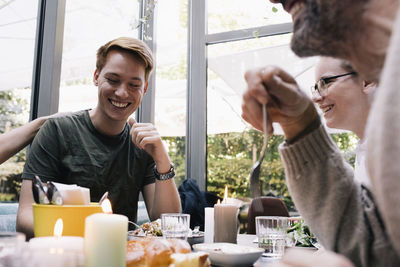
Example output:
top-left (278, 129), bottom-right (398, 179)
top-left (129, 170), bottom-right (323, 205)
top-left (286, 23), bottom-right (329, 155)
top-left (366, 8), bottom-right (400, 258)
top-left (279, 125), bottom-right (400, 267)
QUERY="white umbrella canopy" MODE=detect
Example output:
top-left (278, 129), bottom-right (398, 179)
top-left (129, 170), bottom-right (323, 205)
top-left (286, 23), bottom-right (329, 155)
top-left (153, 44), bottom-right (319, 137)
top-left (208, 44), bottom-right (317, 97)
top-left (207, 44), bottom-right (318, 135)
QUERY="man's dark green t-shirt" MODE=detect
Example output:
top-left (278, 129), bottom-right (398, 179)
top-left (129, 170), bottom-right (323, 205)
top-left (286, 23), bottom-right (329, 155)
top-left (22, 110), bottom-right (156, 223)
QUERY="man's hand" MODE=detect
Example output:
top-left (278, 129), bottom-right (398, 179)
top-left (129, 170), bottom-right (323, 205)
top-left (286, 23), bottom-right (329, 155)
top-left (128, 118), bottom-right (170, 173)
top-left (269, 249), bottom-right (354, 267)
top-left (241, 66), bottom-right (317, 140)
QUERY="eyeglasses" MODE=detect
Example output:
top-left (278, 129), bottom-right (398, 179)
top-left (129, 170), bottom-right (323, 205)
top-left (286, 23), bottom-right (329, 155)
top-left (310, 72), bottom-right (356, 97)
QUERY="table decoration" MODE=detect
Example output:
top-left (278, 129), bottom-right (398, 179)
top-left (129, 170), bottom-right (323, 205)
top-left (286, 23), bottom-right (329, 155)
top-left (214, 186), bottom-right (239, 243)
top-left (28, 218), bottom-right (85, 267)
top-left (84, 198), bottom-right (128, 267)
top-left (33, 203), bottom-right (103, 237)
top-left (29, 218), bottom-right (84, 252)
top-left (204, 207), bottom-right (214, 243)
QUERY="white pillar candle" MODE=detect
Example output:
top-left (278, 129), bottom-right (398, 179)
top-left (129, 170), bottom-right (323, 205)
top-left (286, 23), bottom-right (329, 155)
top-left (29, 236), bottom-right (84, 252)
top-left (84, 213), bottom-right (128, 267)
top-left (204, 207), bottom-right (214, 243)
top-left (213, 186), bottom-right (238, 243)
top-left (28, 236), bottom-right (85, 267)
top-left (214, 202), bottom-right (238, 243)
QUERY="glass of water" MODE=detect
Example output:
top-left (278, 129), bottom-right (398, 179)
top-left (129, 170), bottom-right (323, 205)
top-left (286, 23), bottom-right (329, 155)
top-left (161, 213), bottom-right (190, 240)
top-left (0, 232), bottom-right (26, 266)
top-left (256, 216), bottom-right (288, 258)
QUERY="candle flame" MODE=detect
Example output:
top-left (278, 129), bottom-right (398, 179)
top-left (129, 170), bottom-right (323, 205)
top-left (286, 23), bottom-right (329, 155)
top-left (223, 186), bottom-right (228, 203)
top-left (101, 198), bottom-right (113, 214)
top-left (217, 199), bottom-right (220, 204)
top-left (53, 218), bottom-right (63, 237)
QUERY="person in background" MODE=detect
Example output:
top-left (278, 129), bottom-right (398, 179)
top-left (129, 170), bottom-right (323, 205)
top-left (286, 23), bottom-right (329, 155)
top-left (312, 57), bottom-right (376, 188)
top-left (0, 116), bottom-right (49, 165)
top-left (241, 0), bottom-right (400, 265)
top-left (17, 37), bottom-right (181, 239)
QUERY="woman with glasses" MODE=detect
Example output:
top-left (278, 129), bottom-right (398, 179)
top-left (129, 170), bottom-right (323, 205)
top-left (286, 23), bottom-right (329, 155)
top-left (311, 57), bottom-right (376, 188)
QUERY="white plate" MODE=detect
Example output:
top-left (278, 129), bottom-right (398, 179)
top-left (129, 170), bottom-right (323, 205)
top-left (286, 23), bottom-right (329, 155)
top-left (193, 243), bottom-right (264, 267)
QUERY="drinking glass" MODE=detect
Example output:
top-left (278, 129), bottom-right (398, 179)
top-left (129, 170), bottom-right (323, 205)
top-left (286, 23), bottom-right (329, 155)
top-left (0, 232), bottom-right (26, 267)
top-left (161, 213), bottom-right (190, 240)
top-left (256, 216), bottom-right (288, 258)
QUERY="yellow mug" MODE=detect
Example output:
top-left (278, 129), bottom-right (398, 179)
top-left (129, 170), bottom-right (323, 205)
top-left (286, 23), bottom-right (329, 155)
top-left (33, 203), bottom-right (103, 237)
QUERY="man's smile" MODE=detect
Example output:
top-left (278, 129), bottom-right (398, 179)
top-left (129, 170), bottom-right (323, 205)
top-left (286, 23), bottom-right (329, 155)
top-left (109, 99), bottom-right (131, 108)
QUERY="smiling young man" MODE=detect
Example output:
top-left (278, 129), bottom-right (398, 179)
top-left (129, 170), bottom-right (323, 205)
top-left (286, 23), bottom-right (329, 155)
top-left (16, 37), bottom-right (181, 239)
top-left (242, 0), bottom-right (400, 266)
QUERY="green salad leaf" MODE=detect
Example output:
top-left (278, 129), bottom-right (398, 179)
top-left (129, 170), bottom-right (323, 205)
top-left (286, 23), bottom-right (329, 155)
top-left (286, 219), bottom-right (319, 248)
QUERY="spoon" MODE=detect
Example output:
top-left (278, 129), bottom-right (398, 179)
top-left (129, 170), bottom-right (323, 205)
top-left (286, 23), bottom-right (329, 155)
top-left (32, 175), bottom-right (50, 204)
top-left (98, 191), bottom-right (109, 205)
top-left (47, 181), bottom-right (63, 205)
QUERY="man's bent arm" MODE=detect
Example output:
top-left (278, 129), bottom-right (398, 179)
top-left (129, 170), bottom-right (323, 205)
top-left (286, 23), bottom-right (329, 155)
top-left (142, 178), bottom-right (181, 221)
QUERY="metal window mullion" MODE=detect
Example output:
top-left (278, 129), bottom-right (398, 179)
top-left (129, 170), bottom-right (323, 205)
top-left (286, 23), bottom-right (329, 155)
top-left (30, 0), bottom-right (66, 120)
top-left (186, 0), bottom-right (207, 190)
top-left (205, 23), bottom-right (293, 45)
top-left (136, 0), bottom-right (157, 123)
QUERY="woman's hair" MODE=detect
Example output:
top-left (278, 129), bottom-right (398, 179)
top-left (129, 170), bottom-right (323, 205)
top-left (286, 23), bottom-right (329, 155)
top-left (340, 60), bottom-right (358, 77)
top-left (96, 37), bottom-right (154, 81)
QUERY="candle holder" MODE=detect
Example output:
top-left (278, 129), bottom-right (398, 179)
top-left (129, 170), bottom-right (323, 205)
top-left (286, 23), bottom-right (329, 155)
top-left (32, 203), bottom-right (103, 237)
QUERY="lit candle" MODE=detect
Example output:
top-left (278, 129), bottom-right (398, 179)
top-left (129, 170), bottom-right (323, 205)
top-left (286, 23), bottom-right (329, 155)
top-left (29, 218), bottom-right (84, 252)
top-left (214, 186), bottom-right (239, 243)
top-left (84, 199), bottom-right (128, 267)
top-left (28, 218), bottom-right (85, 266)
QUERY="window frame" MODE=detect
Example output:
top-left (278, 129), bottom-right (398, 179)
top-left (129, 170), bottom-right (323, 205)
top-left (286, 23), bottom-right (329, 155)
top-left (31, 0), bottom-right (292, 191)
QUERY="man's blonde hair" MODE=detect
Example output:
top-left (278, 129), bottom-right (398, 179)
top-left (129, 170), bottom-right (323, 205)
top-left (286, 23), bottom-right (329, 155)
top-left (96, 37), bottom-right (154, 81)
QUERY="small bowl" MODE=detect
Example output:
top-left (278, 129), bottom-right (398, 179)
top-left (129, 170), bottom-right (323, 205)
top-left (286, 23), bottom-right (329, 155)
top-left (33, 203), bottom-right (103, 237)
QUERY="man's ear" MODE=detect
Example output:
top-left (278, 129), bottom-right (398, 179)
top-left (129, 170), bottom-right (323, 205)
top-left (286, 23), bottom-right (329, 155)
top-left (362, 80), bottom-right (377, 95)
top-left (144, 81), bottom-right (149, 94)
top-left (93, 69), bottom-right (99, 86)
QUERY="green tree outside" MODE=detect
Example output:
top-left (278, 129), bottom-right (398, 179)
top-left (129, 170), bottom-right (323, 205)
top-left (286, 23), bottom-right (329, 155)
top-left (0, 89), bottom-right (30, 202)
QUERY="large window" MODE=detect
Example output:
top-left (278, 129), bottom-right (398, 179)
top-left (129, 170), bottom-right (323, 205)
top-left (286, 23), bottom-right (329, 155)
top-left (0, 0), bottom-right (38, 202)
top-left (4, 0), bottom-right (357, 208)
top-left (204, 0), bottom-right (357, 211)
top-left (154, 0), bottom-right (187, 187)
top-left (207, 0), bottom-right (291, 34)
top-left (203, 0), bottom-right (333, 212)
top-left (58, 0), bottom-right (140, 113)
top-left (206, 33), bottom-right (317, 209)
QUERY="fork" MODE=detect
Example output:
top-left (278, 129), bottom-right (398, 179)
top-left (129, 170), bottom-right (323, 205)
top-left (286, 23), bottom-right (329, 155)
top-left (250, 104), bottom-right (268, 199)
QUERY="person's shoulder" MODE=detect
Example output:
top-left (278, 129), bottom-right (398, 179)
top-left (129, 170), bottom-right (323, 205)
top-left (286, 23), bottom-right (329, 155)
top-left (46, 110), bottom-right (89, 127)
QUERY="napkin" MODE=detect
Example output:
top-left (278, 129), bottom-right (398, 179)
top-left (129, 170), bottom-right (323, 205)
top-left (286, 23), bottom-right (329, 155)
top-left (53, 182), bottom-right (90, 205)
